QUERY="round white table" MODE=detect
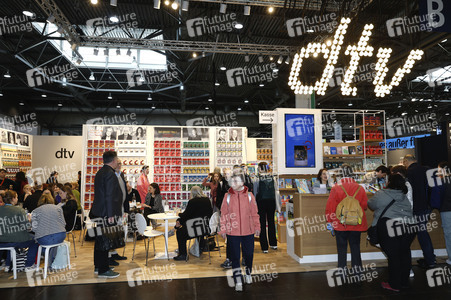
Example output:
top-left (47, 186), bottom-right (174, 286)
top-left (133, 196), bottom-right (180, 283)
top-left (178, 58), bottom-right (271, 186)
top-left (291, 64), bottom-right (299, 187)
top-left (148, 213), bottom-right (179, 260)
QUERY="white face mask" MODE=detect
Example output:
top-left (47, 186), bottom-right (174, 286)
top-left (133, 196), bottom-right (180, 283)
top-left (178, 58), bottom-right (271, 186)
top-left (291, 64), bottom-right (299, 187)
top-left (230, 177), bottom-right (244, 191)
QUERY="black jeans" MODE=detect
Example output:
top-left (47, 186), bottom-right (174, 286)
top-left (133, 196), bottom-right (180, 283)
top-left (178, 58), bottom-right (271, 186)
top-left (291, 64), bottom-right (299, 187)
top-left (335, 231), bottom-right (362, 269)
top-left (94, 243), bottom-right (109, 274)
top-left (228, 234), bottom-right (254, 284)
top-left (258, 199), bottom-right (277, 251)
top-left (378, 217), bottom-right (415, 289)
top-left (176, 226), bottom-right (205, 256)
top-left (414, 210), bottom-right (436, 265)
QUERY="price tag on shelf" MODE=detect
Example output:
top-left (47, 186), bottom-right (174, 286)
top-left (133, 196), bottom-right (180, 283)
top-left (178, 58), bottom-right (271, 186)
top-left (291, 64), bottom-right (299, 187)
top-left (259, 111), bottom-right (277, 124)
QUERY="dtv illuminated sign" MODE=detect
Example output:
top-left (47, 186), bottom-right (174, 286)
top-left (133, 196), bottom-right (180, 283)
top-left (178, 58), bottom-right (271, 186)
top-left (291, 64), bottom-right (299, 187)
top-left (288, 18), bottom-right (424, 97)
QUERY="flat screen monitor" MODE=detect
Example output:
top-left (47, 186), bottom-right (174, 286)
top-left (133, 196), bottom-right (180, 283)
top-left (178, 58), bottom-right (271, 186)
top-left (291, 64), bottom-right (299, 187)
top-left (285, 114), bottom-right (316, 168)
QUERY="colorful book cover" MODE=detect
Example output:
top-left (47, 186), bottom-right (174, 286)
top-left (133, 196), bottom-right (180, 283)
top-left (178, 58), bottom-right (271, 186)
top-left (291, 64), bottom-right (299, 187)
top-left (337, 147), bottom-right (343, 155)
top-left (356, 145), bottom-right (363, 154)
top-left (330, 147), bottom-right (337, 155)
top-left (285, 179), bottom-right (293, 188)
top-left (342, 146), bottom-right (349, 155)
top-left (278, 178), bottom-right (285, 188)
top-left (324, 146), bottom-right (330, 155)
top-left (348, 146), bottom-right (356, 155)
top-left (295, 179), bottom-right (310, 193)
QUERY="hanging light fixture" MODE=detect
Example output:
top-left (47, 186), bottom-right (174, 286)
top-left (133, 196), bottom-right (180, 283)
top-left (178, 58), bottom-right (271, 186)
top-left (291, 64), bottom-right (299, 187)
top-left (182, 0), bottom-right (189, 11)
top-left (219, 3), bottom-right (227, 13)
top-left (108, 93), bottom-right (113, 99)
top-left (244, 5), bottom-right (251, 16)
top-left (89, 72), bottom-right (95, 81)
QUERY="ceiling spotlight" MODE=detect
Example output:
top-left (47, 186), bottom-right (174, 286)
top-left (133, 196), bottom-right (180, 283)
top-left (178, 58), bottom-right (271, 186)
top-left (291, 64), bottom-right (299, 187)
top-left (215, 82), bottom-right (220, 86)
top-left (139, 75), bottom-right (145, 82)
top-left (62, 77), bottom-right (67, 86)
top-left (237, 107), bottom-right (242, 111)
top-left (244, 99), bottom-right (249, 103)
top-left (126, 49), bottom-right (132, 56)
top-left (22, 10), bottom-right (34, 17)
top-left (171, 1), bottom-right (178, 9)
top-left (75, 57), bottom-right (82, 65)
top-left (441, 39), bottom-right (448, 43)
top-left (93, 47), bottom-right (99, 56)
top-left (285, 56), bottom-right (290, 64)
top-left (244, 5), bottom-right (251, 16)
top-left (205, 106), bottom-right (209, 110)
top-left (259, 83), bottom-right (264, 87)
top-left (182, 0), bottom-right (189, 11)
top-left (154, 0), bottom-right (161, 9)
top-left (268, 6), bottom-right (274, 13)
top-left (116, 48), bottom-right (121, 55)
top-left (116, 103), bottom-right (121, 109)
top-left (91, 0), bottom-right (98, 4)
top-left (202, 52), bottom-right (206, 57)
top-left (348, 102), bottom-right (353, 106)
top-left (220, 3), bottom-right (227, 13)
top-left (110, 0), bottom-right (117, 6)
top-left (47, 14), bottom-right (56, 23)
top-left (234, 23), bottom-right (243, 29)
top-left (0, 91), bottom-right (3, 96)
top-left (220, 65), bottom-right (226, 71)
top-left (444, 86), bottom-right (450, 92)
top-left (277, 55), bottom-right (283, 64)
top-left (19, 102), bottom-right (24, 106)
top-left (428, 104), bottom-right (432, 109)
top-left (109, 16), bottom-right (119, 23)
top-left (151, 105), bottom-right (156, 109)
top-left (446, 112), bottom-right (450, 116)
top-left (89, 72), bottom-right (95, 81)
top-left (258, 56), bottom-right (263, 63)
top-left (244, 55), bottom-right (250, 62)
top-left (273, 68), bottom-right (279, 72)
top-left (192, 52), bottom-right (197, 58)
top-left (104, 48), bottom-right (109, 56)
top-left (57, 102), bottom-right (63, 107)
top-left (164, 0), bottom-right (170, 5)
top-left (401, 112), bottom-right (408, 116)
top-left (208, 98), bottom-right (213, 102)
top-left (269, 56), bottom-right (273, 61)
top-left (3, 70), bottom-right (11, 78)
top-left (180, 84), bottom-right (185, 91)
top-left (108, 93), bottom-right (113, 100)
top-left (147, 94), bottom-right (152, 100)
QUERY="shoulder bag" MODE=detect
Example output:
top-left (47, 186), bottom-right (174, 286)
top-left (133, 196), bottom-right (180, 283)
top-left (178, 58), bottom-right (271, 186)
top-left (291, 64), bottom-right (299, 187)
top-left (367, 199), bottom-right (395, 246)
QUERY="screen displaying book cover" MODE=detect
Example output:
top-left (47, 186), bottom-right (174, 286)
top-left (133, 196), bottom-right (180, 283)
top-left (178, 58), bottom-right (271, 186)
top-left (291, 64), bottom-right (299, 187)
top-left (284, 114), bottom-right (316, 168)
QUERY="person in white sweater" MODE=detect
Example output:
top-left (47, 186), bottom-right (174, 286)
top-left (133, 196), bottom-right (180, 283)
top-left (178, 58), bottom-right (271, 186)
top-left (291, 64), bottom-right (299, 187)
top-left (32, 194), bottom-right (66, 266)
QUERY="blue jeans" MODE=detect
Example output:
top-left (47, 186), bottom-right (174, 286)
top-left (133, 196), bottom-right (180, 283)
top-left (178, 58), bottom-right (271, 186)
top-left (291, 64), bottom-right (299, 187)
top-left (414, 210), bottom-right (436, 265)
top-left (0, 238), bottom-right (39, 268)
top-left (441, 211), bottom-right (451, 260)
top-left (37, 232), bottom-right (67, 266)
top-left (227, 234), bottom-right (254, 284)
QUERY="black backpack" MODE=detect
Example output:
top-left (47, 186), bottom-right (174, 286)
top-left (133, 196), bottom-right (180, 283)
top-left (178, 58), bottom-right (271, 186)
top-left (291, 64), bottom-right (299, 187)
top-left (258, 175), bottom-right (275, 201)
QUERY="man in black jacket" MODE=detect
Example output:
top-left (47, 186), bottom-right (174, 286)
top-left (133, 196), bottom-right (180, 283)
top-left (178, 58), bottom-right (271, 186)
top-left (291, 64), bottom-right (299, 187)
top-left (23, 184), bottom-right (43, 213)
top-left (90, 150), bottom-right (122, 278)
top-left (0, 169), bottom-right (16, 190)
top-left (173, 186), bottom-right (213, 261)
top-left (403, 154), bottom-right (436, 268)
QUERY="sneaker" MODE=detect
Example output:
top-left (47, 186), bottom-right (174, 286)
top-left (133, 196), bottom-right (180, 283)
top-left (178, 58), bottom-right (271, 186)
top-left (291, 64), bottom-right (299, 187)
top-left (173, 254), bottom-right (187, 261)
top-left (263, 250), bottom-right (268, 253)
top-left (409, 269), bottom-right (414, 278)
top-left (94, 267), bottom-right (114, 275)
top-left (109, 259), bottom-right (119, 266)
top-left (235, 282), bottom-right (243, 292)
top-left (381, 282), bottom-right (400, 292)
top-left (244, 275), bottom-right (252, 284)
top-left (111, 254), bottom-right (127, 261)
top-left (98, 269), bottom-right (120, 278)
top-left (446, 259), bottom-right (451, 265)
top-left (417, 259), bottom-right (436, 269)
top-left (221, 259), bottom-right (232, 269)
top-left (270, 246), bottom-right (278, 250)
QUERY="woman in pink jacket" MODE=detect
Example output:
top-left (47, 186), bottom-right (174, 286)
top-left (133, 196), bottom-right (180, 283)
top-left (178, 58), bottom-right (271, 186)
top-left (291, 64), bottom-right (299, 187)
top-left (220, 170), bottom-right (260, 292)
top-left (137, 166), bottom-right (150, 207)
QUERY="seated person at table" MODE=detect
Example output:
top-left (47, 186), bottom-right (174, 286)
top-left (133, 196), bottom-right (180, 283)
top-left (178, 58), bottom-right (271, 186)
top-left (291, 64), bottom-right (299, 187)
top-left (126, 181), bottom-right (141, 208)
top-left (58, 186), bottom-right (78, 232)
top-left (23, 184), bottom-right (44, 213)
top-left (0, 191), bottom-right (39, 269)
top-left (173, 186), bottom-right (213, 261)
top-left (143, 183), bottom-right (164, 227)
top-left (32, 194), bottom-right (67, 266)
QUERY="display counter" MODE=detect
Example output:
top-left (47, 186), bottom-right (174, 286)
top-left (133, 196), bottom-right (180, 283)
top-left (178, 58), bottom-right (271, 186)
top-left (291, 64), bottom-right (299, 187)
top-left (287, 193), bottom-right (447, 263)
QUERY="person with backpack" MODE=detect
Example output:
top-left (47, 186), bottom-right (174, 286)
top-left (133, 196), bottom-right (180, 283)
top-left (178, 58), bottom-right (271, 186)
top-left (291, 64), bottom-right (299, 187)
top-left (220, 169), bottom-right (260, 292)
top-left (254, 162), bottom-right (278, 253)
top-left (325, 164), bottom-right (368, 273)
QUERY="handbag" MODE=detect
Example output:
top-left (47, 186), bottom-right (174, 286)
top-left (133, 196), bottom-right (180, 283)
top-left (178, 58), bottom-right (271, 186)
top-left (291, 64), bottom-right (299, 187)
top-left (94, 225), bottom-right (126, 252)
top-left (367, 199), bottom-right (395, 246)
top-left (52, 241), bottom-right (70, 270)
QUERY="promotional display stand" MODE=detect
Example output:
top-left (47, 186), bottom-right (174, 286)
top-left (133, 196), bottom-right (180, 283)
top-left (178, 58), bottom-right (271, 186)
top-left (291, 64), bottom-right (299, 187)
top-left (0, 129), bottom-right (33, 180)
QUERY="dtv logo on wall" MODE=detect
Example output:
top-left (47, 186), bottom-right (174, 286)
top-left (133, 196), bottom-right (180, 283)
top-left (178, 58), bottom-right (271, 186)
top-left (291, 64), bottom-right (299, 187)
top-left (288, 18), bottom-right (424, 97)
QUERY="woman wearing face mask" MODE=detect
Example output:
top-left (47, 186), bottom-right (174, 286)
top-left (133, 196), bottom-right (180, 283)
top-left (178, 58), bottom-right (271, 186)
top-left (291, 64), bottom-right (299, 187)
top-left (137, 166), bottom-right (150, 208)
top-left (219, 169), bottom-right (260, 292)
top-left (202, 172), bottom-right (220, 208)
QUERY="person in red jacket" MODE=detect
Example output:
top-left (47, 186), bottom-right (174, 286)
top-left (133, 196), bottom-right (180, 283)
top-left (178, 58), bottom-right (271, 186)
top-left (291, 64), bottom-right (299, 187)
top-left (325, 165), bottom-right (368, 273)
top-left (220, 169), bottom-right (260, 292)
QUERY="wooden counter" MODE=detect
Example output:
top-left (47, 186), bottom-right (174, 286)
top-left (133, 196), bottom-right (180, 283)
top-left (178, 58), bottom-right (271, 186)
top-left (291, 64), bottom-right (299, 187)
top-left (290, 193), bottom-right (446, 261)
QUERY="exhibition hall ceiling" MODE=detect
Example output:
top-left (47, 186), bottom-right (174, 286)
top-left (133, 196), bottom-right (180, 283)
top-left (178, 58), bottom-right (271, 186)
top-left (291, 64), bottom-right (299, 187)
top-left (0, 0), bottom-right (449, 135)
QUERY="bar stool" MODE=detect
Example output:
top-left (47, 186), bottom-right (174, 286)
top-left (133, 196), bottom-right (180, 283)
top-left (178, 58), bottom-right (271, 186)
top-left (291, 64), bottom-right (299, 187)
top-left (36, 242), bottom-right (71, 279)
top-left (0, 247), bottom-right (17, 279)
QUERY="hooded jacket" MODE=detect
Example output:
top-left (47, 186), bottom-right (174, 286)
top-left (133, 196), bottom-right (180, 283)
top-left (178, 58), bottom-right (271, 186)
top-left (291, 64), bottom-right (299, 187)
top-left (368, 188), bottom-right (413, 226)
top-left (219, 186), bottom-right (260, 236)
